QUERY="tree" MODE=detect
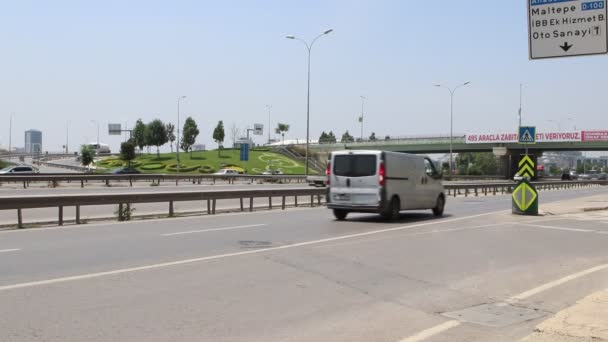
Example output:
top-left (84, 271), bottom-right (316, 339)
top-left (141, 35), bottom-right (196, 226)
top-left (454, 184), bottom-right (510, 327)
top-left (120, 140), bottom-right (136, 167)
top-left (385, 135), bottom-right (391, 140)
top-left (369, 132), bottom-right (377, 141)
top-left (341, 131), bottom-right (354, 143)
top-left (213, 120), bottom-right (225, 157)
top-left (133, 119), bottom-right (147, 153)
top-left (146, 119), bottom-right (168, 158)
top-left (319, 131), bottom-right (329, 144)
top-left (275, 123), bottom-right (290, 144)
top-left (80, 144), bottom-right (96, 168)
top-left (166, 123), bottom-right (176, 153)
top-left (327, 131), bottom-right (337, 143)
top-left (456, 152), bottom-right (498, 176)
top-left (180, 117), bottom-right (199, 158)
top-left (229, 123), bottom-right (240, 147)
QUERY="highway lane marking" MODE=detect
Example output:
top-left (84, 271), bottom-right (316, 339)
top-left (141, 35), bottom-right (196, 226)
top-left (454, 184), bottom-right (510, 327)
top-left (160, 224), bottom-right (267, 236)
top-left (0, 249), bottom-right (21, 253)
top-left (523, 224), bottom-right (594, 233)
top-left (0, 207), bottom-right (321, 234)
top-left (312, 223), bottom-right (510, 250)
top-left (508, 263), bottom-right (608, 302)
top-left (397, 320), bottom-right (461, 342)
top-left (0, 210), bottom-right (505, 292)
top-left (396, 262), bottom-right (608, 341)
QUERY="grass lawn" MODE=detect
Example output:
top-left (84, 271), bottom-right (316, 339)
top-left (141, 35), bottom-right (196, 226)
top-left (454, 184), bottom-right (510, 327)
top-left (97, 149), bottom-right (317, 175)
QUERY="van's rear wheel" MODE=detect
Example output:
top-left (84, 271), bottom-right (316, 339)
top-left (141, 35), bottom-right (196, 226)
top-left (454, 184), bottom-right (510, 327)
top-left (333, 209), bottom-right (348, 221)
top-left (382, 197), bottom-right (401, 220)
top-left (432, 195), bottom-right (445, 217)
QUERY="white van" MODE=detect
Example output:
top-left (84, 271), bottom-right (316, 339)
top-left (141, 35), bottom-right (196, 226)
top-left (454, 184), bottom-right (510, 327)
top-left (326, 150), bottom-right (445, 220)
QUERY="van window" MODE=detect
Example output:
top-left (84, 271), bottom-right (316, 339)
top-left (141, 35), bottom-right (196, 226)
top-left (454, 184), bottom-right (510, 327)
top-left (333, 155), bottom-right (377, 177)
top-left (424, 158), bottom-right (437, 177)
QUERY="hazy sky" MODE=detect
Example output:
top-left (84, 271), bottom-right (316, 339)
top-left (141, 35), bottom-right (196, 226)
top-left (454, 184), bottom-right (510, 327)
top-left (1, 0), bottom-right (607, 152)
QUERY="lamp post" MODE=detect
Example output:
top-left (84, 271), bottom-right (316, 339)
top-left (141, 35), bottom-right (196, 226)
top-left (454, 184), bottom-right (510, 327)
top-left (176, 96), bottom-right (187, 172)
top-left (90, 120), bottom-right (100, 146)
top-left (286, 29), bottom-right (333, 177)
top-left (434, 82), bottom-right (471, 175)
top-left (266, 104), bottom-right (272, 145)
top-left (359, 95), bottom-right (366, 141)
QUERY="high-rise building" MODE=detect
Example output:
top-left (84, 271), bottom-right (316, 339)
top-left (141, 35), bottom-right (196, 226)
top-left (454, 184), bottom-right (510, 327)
top-left (25, 130), bottom-right (42, 153)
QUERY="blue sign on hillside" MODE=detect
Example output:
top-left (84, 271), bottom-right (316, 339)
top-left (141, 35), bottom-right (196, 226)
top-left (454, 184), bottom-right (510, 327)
top-left (519, 126), bottom-right (537, 144)
top-left (240, 143), bottom-right (249, 161)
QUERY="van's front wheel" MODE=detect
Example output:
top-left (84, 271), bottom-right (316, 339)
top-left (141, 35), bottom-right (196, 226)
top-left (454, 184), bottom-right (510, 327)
top-left (333, 209), bottom-right (348, 221)
top-left (432, 195), bottom-right (445, 217)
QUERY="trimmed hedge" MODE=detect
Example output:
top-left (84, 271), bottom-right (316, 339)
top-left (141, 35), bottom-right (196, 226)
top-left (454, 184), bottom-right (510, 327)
top-left (140, 163), bottom-right (166, 170)
top-left (198, 165), bottom-right (216, 174)
top-left (166, 164), bottom-right (200, 172)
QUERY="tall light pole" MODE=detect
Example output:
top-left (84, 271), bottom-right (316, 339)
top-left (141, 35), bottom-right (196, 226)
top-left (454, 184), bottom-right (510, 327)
top-left (266, 104), bottom-right (272, 145)
top-left (434, 82), bottom-right (471, 175)
top-left (8, 113), bottom-right (12, 154)
top-left (359, 95), bottom-right (366, 141)
top-left (518, 83), bottom-right (523, 128)
top-left (66, 121), bottom-right (69, 154)
top-left (286, 28), bottom-right (333, 177)
top-left (176, 96), bottom-right (187, 170)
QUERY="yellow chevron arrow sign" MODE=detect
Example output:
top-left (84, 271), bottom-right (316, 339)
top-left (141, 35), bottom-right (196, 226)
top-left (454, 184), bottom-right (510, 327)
top-left (518, 155), bottom-right (536, 178)
top-left (519, 155), bottom-right (534, 168)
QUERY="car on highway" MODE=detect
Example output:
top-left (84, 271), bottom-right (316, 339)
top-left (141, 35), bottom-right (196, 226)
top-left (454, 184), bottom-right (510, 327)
top-left (326, 150), bottom-right (445, 221)
top-left (569, 170), bottom-right (579, 180)
top-left (0, 165), bottom-right (38, 174)
top-left (262, 170), bottom-right (283, 175)
top-left (213, 169), bottom-right (239, 175)
top-left (111, 167), bottom-right (141, 174)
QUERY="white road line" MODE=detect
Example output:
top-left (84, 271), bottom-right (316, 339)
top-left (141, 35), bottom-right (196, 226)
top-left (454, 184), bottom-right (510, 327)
top-left (0, 210), bottom-right (504, 292)
top-left (508, 263), bottom-right (608, 302)
top-left (522, 224), bottom-right (593, 233)
top-left (396, 262), bottom-right (608, 341)
top-left (160, 224), bottom-right (267, 236)
top-left (397, 320), bottom-right (461, 342)
top-left (0, 248), bottom-right (21, 253)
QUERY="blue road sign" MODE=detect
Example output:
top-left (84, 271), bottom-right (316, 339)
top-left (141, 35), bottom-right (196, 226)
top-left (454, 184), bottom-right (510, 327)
top-left (240, 143), bottom-right (249, 161)
top-left (519, 126), bottom-right (536, 144)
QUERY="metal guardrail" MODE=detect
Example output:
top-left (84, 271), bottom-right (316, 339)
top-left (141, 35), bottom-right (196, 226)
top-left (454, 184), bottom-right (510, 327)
top-left (444, 180), bottom-right (608, 197)
top-left (0, 173), bottom-right (309, 189)
top-left (0, 188), bottom-right (327, 228)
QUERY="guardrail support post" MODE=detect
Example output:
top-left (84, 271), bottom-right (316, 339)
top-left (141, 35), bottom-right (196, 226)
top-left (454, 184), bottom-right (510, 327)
top-left (105, 179), bottom-right (110, 187)
top-left (207, 200), bottom-right (211, 214)
top-left (240, 198), bottom-right (244, 211)
top-left (76, 206), bottom-right (81, 224)
top-left (317, 194), bottom-right (322, 205)
top-left (23, 181), bottom-right (27, 189)
top-left (295, 196), bottom-right (298, 207)
top-left (17, 209), bottom-right (23, 228)
top-left (118, 204), bottom-right (124, 221)
top-left (81, 180), bottom-right (84, 188)
top-left (281, 196), bottom-right (286, 210)
top-left (310, 195), bottom-right (314, 207)
top-left (129, 178), bottom-right (133, 187)
top-left (268, 197), bottom-right (272, 209)
top-left (169, 201), bottom-right (174, 217)
top-left (58, 206), bottom-right (64, 226)
top-left (249, 197), bottom-right (253, 212)
top-left (212, 199), bottom-right (216, 214)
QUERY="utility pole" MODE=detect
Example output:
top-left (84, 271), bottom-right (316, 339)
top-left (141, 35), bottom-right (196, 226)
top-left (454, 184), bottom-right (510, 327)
top-left (518, 83), bottom-right (523, 128)
top-left (360, 96), bottom-right (366, 141)
top-left (8, 114), bottom-right (12, 154)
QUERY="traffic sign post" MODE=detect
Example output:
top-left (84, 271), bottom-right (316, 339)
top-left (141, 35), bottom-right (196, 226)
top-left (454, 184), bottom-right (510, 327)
top-left (512, 178), bottom-right (539, 215)
top-left (240, 143), bottom-right (249, 162)
top-left (528, 0), bottom-right (608, 59)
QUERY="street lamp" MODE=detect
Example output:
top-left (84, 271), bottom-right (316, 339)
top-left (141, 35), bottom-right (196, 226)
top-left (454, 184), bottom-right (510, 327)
top-left (176, 96), bottom-right (187, 169)
top-left (359, 96), bottom-right (366, 141)
top-left (434, 82), bottom-right (471, 176)
top-left (286, 28), bottom-right (333, 177)
top-left (266, 104), bottom-right (272, 145)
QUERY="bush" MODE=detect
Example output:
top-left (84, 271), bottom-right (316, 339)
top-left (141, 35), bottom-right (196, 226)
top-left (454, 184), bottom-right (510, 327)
top-left (198, 165), bottom-right (216, 174)
top-left (166, 164), bottom-right (200, 172)
top-left (140, 163), bottom-right (166, 170)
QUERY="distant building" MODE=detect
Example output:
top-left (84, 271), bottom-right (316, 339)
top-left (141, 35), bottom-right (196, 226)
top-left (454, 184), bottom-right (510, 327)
top-left (25, 130), bottom-right (42, 153)
top-left (192, 144), bottom-right (206, 151)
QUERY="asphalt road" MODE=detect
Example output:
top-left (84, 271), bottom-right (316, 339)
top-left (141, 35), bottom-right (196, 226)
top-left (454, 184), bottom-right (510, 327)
top-left (1, 187), bottom-right (608, 341)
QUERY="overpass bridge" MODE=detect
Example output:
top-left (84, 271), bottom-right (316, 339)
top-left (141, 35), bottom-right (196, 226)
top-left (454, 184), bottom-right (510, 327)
top-left (304, 131), bottom-right (608, 178)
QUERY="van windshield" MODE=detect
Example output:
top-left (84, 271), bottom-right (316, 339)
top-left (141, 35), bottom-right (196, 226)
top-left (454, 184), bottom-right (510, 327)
top-left (333, 155), bottom-right (377, 177)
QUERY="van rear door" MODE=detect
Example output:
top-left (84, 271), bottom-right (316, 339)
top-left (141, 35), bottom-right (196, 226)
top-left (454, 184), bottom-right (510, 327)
top-left (330, 153), bottom-right (380, 207)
